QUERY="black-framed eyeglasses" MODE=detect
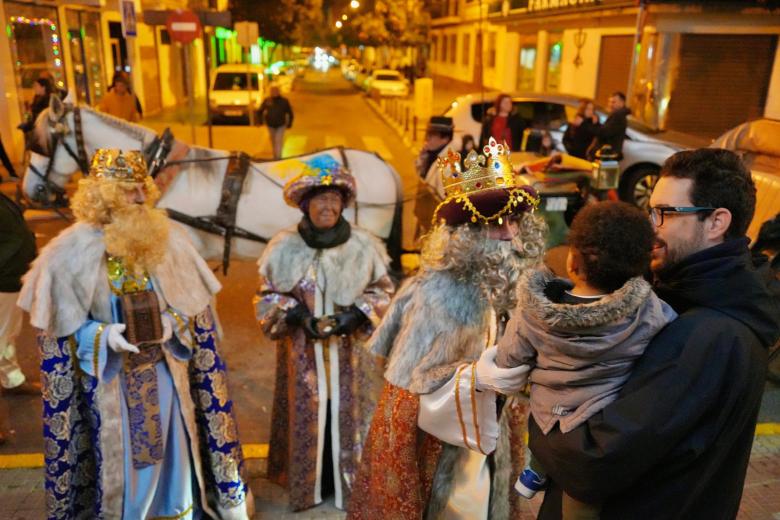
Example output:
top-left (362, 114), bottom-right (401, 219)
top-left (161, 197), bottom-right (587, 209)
top-left (649, 206), bottom-right (716, 227)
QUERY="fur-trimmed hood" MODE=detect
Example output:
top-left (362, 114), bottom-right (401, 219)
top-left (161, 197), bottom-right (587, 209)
top-left (257, 224), bottom-right (390, 307)
top-left (18, 221), bottom-right (221, 337)
top-left (521, 269), bottom-right (651, 333)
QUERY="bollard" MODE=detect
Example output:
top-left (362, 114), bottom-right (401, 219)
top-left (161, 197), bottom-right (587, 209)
top-left (413, 115), bottom-right (417, 142)
top-left (405, 105), bottom-right (410, 133)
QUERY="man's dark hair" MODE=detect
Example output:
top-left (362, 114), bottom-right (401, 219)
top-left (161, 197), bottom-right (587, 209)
top-left (611, 91), bottom-right (626, 103)
top-left (660, 148), bottom-right (756, 239)
top-left (568, 201), bottom-right (654, 293)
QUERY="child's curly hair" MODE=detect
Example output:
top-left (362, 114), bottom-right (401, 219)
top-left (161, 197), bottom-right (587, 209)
top-left (568, 201), bottom-right (654, 292)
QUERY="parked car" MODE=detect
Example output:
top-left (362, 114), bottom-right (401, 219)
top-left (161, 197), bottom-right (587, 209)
top-left (712, 118), bottom-right (780, 243)
top-left (366, 69), bottom-right (409, 97)
top-left (444, 92), bottom-right (706, 208)
top-left (208, 64), bottom-right (265, 125)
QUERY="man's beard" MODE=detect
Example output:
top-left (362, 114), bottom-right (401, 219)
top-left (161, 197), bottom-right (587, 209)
top-left (104, 204), bottom-right (170, 273)
top-left (652, 228), bottom-right (707, 276)
top-left (422, 225), bottom-right (537, 314)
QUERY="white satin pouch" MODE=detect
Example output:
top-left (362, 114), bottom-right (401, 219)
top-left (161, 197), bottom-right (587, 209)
top-left (418, 363), bottom-right (499, 455)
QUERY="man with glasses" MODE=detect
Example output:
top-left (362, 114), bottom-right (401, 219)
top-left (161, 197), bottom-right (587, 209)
top-left (524, 148), bottom-right (780, 518)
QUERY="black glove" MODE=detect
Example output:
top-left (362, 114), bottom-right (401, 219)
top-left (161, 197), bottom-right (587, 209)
top-left (285, 304), bottom-right (327, 340)
top-left (284, 304), bottom-right (309, 327)
top-left (329, 306), bottom-right (368, 336)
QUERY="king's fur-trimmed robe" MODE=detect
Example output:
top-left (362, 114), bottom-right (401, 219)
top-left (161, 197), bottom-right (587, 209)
top-left (254, 225), bottom-right (393, 511)
top-left (18, 222), bottom-right (253, 520)
top-left (347, 270), bottom-right (528, 520)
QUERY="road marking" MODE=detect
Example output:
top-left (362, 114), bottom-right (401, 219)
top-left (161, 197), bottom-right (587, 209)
top-left (4, 421), bottom-right (780, 470)
top-left (361, 136), bottom-right (394, 160)
top-left (325, 135), bottom-right (347, 148)
top-left (283, 135), bottom-right (308, 157)
top-left (0, 443), bottom-right (271, 469)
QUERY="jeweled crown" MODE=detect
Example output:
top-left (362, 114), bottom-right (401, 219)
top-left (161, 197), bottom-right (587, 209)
top-left (437, 137), bottom-right (515, 198)
top-left (91, 149), bottom-right (147, 183)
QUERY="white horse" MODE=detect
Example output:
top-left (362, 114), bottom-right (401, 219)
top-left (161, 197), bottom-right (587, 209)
top-left (23, 96), bottom-right (403, 269)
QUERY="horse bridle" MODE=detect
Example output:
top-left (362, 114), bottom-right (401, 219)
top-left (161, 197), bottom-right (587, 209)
top-left (26, 104), bottom-right (89, 208)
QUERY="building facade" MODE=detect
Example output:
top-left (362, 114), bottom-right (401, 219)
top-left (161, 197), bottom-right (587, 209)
top-left (429, 0), bottom-right (780, 138)
top-left (0, 0), bottom-right (234, 164)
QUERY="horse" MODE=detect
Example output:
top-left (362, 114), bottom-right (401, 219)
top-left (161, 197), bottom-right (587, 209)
top-left (23, 95), bottom-right (403, 272)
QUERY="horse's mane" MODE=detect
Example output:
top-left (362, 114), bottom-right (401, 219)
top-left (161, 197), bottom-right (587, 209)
top-left (34, 104), bottom-right (154, 155)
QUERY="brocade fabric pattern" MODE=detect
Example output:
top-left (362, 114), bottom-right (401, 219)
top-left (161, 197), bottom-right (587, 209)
top-left (347, 383), bottom-right (443, 520)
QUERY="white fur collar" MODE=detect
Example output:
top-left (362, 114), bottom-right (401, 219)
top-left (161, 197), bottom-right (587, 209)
top-left (18, 221), bottom-right (221, 337)
top-left (257, 225), bottom-right (390, 306)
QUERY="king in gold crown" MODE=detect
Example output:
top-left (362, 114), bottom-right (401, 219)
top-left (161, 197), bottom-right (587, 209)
top-left (432, 137), bottom-right (539, 226)
top-left (91, 149), bottom-right (148, 183)
top-left (437, 137), bottom-right (516, 198)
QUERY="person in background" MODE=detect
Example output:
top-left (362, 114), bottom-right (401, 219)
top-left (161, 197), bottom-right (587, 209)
top-left (98, 73), bottom-right (140, 122)
top-left (586, 92), bottom-right (629, 161)
top-left (563, 99), bottom-right (600, 159)
top-left (539, 130), bottom-right (556, 157)
top-left (480, 93), bottom-right (524, 151)
top-left (414, 116), bottom-right (454, 239)
top-left (19, 78), bottom-right (53, 135)
top-left (258, 85), bottom-right (294, 159)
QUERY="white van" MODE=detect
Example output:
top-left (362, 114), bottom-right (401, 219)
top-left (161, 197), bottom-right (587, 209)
top-left (208, 64), bottom-right (265, 124)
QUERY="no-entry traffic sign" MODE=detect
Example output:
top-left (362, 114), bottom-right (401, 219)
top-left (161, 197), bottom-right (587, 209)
top-left (166, 10), bottom-right (201, 44)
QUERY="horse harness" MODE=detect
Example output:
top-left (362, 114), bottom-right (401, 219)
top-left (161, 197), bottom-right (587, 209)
top-left (165, 151), bottom-right (269, 274)
top-left (26, 104), bottom-right (89, 209)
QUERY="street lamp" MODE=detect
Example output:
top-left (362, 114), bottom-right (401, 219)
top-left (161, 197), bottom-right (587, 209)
top-left (350, 0), bottom-right (360, 9)
top-left (342, 14), bottom-right (348, 20)
top-left (335, 20), bottom-right (343, 29)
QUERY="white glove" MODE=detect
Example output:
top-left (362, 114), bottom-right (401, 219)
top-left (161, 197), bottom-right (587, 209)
top-left (160, 315), bottom-right (174, 344)
top-left (475, 346), bottom-right (530, 395)
top-left (106, 324), bottom-right (140, 354)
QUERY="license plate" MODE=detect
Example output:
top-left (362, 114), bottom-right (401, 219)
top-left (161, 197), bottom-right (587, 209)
top-left (224, 110), bottom-right (242, 117)
top-left (545, 197), bottom-right (568, 211)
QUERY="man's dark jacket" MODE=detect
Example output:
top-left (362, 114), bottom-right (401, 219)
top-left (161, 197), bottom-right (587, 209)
top-left (530, 238), bottom-right (780, 520)
top-left (587, 106), bottom-right (630, 160)
top-left (0, 193), bottom-right (36, 292)
top-left (258, 96), bottom-right (293, 128)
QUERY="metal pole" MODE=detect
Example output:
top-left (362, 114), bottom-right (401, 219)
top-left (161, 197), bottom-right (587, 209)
top-left (626, 0), bottom-right (648, 108)
top-left (203, 29), bottom-right (213, 147)
top-left (183, 43), bottom-right (196, 144)
top-left (247, 50), bottom-right (255, 126)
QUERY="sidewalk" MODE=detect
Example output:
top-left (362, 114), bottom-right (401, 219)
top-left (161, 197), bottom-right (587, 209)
top-left (2, 432), bottom-right (779, 519)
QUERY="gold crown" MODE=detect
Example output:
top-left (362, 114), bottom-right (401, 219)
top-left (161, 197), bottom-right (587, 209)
top-left (91, 149), bottom-right (148, 183)
top-left (437, 137), bottom-right (515, 198)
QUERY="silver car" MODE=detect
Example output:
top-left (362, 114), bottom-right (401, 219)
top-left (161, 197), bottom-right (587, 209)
top-left (444, 92), bottom-right (707, 208)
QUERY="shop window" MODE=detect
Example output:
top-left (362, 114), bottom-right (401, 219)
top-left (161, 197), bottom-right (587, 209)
top-left (65, 9), bottom-right (107, 106)
top-left (462, 34), bottom-right (470, 66)
top-left (487, 32), bottom-right (497, 69)
top-left (517, 46), bottom-right (536, 92)
top-left (442, 35), bottom-right (448, 63)
top-left (547, 34), bottom-right (563, 92)
top-left (450, 34), bottom-right (458, 64)
top-left (6, 4), bottom-right (67, 118)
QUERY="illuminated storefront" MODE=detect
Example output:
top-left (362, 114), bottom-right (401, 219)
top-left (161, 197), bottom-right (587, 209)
top-left (5, 3), bottom-right (66, 118)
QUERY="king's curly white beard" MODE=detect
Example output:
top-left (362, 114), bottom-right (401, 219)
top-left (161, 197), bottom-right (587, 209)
top-left (421, 219), bottom-right (546, 314)
top-left (103, 204), bottom-right (170, 273)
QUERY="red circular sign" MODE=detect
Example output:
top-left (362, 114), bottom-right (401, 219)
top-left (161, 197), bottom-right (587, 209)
top-left (166, 10), bottom-right (201, 44)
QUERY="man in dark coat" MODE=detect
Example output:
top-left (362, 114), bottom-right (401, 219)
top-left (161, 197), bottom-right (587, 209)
top-left (587, 91), bottom-right (630, 160)
top-left (0, 192), bottom-right (38, 443)
top-left (528, 148), bottom-right (780, 519)
top-left (258, 85), bottom-right (294, 159)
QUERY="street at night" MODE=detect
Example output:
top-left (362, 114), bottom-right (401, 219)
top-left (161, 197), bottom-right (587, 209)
top-left (0, 1), bottom-right (779, 519)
